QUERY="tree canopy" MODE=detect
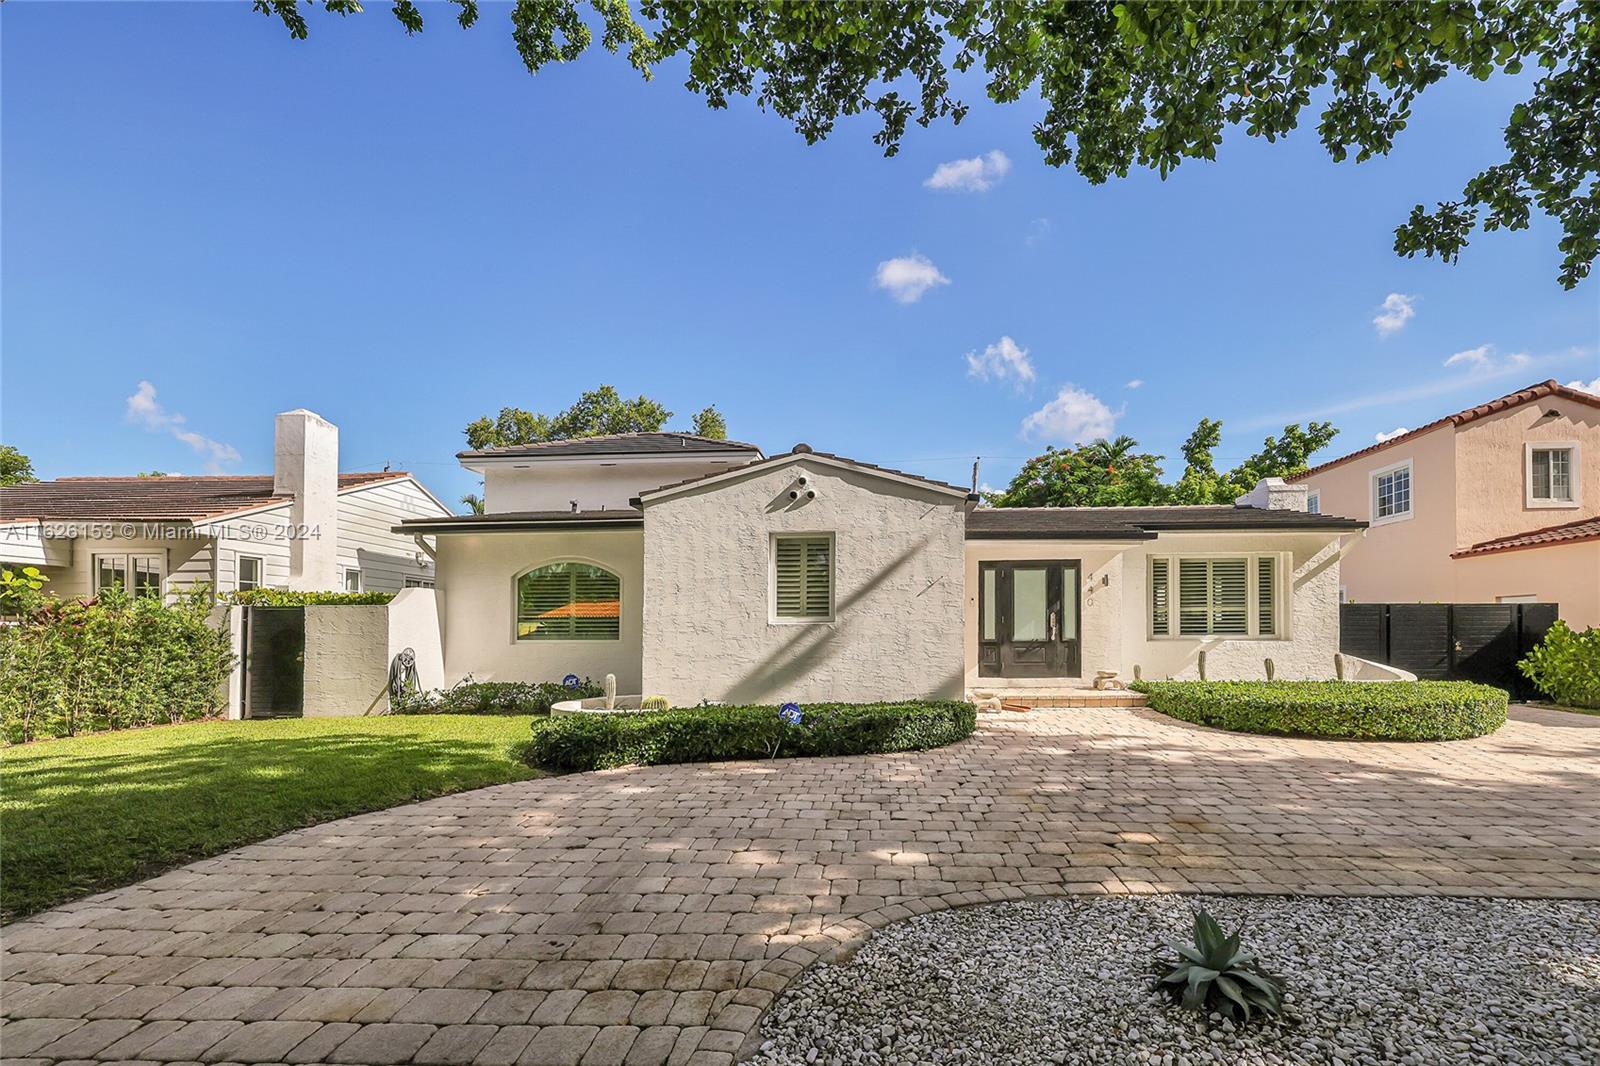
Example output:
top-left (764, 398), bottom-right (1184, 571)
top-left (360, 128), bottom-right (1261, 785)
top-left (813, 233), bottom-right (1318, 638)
top-left (464, 385), bottom-right (726, 450)
top-left (0, 446), bottom-right (37, 487)
top-left (259, 1), bottom-right (1596, 288)
top-left (986, 417), bottom-right (1338, 507)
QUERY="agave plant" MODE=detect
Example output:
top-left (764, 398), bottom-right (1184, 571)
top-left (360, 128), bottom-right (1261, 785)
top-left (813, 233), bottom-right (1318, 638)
top-left (1155, 909), bottom-right (1285, 1024)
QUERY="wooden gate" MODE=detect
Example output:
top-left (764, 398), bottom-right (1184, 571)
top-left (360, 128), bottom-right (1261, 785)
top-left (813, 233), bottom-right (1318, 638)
top-left (241, 606), bottom-right (306, 718)
top-left (1339, 602), bottom-right (1558, 699)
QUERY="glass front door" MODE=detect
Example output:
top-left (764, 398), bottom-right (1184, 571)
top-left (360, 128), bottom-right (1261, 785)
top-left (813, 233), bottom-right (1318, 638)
top-left (977, 561), bottom-right (1082, 678)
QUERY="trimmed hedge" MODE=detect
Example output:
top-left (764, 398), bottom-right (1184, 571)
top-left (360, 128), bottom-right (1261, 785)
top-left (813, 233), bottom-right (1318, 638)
top-left (231, 589), bottom-right (395, 606)
top-left (515, 700), bottom-right (977, 771)
top-left (393, 677), bottom-right (603, 716)
top-left (1131, 680), bottom-right (1507, 741)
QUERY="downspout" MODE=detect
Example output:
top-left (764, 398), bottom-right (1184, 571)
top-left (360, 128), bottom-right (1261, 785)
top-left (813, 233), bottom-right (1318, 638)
top-left (412, 534), bottom-right (437, 561)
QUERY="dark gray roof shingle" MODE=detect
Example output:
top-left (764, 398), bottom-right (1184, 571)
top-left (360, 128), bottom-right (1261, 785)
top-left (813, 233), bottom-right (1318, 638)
top-left (458, 432), bottom-right (762, 461)
top-left (967, 505), bottom-right (1365, 539)
top-left (395, 509), bottom-right (643, 534)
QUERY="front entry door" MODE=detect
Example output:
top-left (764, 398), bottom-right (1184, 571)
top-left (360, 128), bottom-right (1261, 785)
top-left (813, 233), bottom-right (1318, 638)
top-left (978, 562), bottom-right (1081, 678)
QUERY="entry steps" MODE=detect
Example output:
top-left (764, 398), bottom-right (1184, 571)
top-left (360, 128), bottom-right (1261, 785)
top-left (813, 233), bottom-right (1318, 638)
top-left (981, 690), bottom-right (1148, 710)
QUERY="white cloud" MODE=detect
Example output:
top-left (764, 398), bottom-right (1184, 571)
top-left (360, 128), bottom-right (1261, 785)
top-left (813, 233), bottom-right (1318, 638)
top-left (965, 336), bottom-right (1035, 389)
top-left (1021, 385), bottom-right (1119, 445)
top-left (924, 150), bottom-right (1012, 193)
top-left (875, 253), bottom-right (950, 304)
top-left (125, 381), bottom-right (240, 472)
top-left (1125, 379), bottom-right (1144, 390)
top-left (1443, 344), bottom-right (1531, 373)
top-left (1374, 426), bottom-right (1411, 443)
top-left (1373, 292), bottom-right (1417, 337)
top-left (1566, 377), bottom-right (1600, 395)
top-left (1025, 217), bottom-right (1051, 246)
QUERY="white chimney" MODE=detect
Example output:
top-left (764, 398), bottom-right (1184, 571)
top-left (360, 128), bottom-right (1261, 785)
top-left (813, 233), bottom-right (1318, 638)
top-left (274, 409), bottom-right (340, 590)
top-left (1236, 477), bottom-right (1309, 512)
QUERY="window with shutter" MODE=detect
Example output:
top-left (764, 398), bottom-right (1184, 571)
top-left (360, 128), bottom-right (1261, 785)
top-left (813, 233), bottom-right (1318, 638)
top-left (1149, 557), bottom-right (1170, 636)
top-left (1176, 557), bottom-right (1249, 636)
top-left (515, 562), bottom-right (620, 641)
top-left (774, 535), bottom-right (833, 620)
top-left (1257, 556), bottom-right (1277, 636)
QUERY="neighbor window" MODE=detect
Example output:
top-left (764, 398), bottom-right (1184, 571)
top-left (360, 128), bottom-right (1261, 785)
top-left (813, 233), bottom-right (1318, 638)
top-left (344, 568), bottom-right (362, 592)
top-left (1372, 460), bottom-right (1412, 523)
top-left (404, 577), bottom-right (435, 589)
top-left (1527, 444), bottom-right (1577, 506)
top-left (94, 554), bottom-right (162, 597)
top-left (1150, 554), bottom-right (1280, 638)
top-left (773, 534), bottom-right (833, 621)
top-left (516, 562), bottom-right (620, 640)
top-left (1305, 491), bottom-right (1320, 514)
top-left (237, 555), bottom-right (263, 591)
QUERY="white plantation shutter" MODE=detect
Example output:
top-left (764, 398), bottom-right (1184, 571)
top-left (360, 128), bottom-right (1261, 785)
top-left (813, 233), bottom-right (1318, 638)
top-left (775, 535), bottom-right (833, 619)
top-left (1212, 558), bottom-right (1247, 635)
top-left (1149, 557), bottom-right (1170, 635)
top-left (1177, 558), bottom-right (1249, 636)
top-left (1257, 556), bottom-right (1277, 636)
top-left (516, 563), bottom-right (620, 640)
top-left (1178, 559), bottom-right (1209, 635)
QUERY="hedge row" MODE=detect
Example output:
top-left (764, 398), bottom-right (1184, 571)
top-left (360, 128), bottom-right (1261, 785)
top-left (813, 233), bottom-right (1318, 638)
top-left (231, 589), bottom-right (395, 606)
top-left (515, 700), bottom-right (977, 771)
top-left (1131, 680), bottom-right (1507, 741)
top-left (393, 678), bottom-right (603, 716)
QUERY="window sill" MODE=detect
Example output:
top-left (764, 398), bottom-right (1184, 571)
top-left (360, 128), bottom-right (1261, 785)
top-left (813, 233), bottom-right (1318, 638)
top-left (1527, 498), bottom-right (1581, 509)
top-left (769, 617), bottom-right (836, 626)
top-left (1370, 510), bottom-right (1414, 527)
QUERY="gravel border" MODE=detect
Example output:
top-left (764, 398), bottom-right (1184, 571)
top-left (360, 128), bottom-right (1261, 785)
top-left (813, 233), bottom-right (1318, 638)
top-left (748, 896), bottom-right (1599, 1066)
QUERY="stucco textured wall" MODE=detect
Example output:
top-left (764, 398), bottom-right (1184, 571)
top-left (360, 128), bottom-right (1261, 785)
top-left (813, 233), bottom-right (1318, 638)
top-left (1453, 542), bottom-right (1600, 629)
top-left (302, 605), bottom-right (389, 716)
top-left (1453, 402), bottom-right (1600, 546)
top-left (434, 530), bottom-right (644, 690)
top-left (641, 461), bottom-right (966, 705)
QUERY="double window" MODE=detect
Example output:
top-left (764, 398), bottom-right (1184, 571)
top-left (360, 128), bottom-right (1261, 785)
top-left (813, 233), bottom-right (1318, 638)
top-left (1527, 443), bottom-right (1579, 507)
top-left (516, 562), bottom-right (620, 641)
top-left (94, 554), bottom-right (162, 597)
top-left (1371, 459), bottom-right (1413, 524)
top-left (772, 534), bottom-right (834, 621)
top-left (1150, 554), bottom-right (1281, 638)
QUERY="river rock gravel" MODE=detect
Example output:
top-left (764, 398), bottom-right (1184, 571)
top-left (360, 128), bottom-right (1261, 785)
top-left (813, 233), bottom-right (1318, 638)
top-left (747, 896), bottom-right (1599, 1066)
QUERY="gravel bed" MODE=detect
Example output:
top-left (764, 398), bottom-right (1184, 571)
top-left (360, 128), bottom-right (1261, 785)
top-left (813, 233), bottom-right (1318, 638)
top-left (748, 896), bottom-right (1600, 1066)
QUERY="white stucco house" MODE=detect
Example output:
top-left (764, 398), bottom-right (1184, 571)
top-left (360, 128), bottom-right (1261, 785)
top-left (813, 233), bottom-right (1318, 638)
top-left (1, 410), bottom-right (451, 597)
top-left (396, 433), bottom-right (1366, 705)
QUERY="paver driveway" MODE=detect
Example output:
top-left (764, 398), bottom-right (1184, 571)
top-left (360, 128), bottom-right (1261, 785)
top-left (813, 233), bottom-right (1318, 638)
top-left (4, 706), bottom-right (1598, 1066)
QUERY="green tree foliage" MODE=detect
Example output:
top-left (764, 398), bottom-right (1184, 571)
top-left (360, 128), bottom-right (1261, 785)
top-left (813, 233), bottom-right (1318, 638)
top-left (138, 470), bottom-right (168, 478)
top-left (461, 491), bottom-right (486, 514)
top-left (464, 385), bottom-right (674, 450)
top-left (1519, 620), bottom-right (1600, 709)
top-left (1, 444), bottom-right (38, 486)
top-left (691, 405), bottom-right (728, 439)
top-left (258, 1), bottom-right (1597, 287)
top-left (991, 419), bottom-right (1338, 507)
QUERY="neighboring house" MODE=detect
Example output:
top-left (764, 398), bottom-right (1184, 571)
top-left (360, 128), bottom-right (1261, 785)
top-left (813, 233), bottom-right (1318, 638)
top-left (1, 410), bottom-right (450, 597)
top-left (1289, 380), bottom-right (1600, 628)
top-left (398, 433), bottom-right (1364, 705)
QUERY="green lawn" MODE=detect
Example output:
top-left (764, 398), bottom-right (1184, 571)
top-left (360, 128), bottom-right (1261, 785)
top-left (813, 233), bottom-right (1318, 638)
top-left (0, 715), bottom-right (540, 922)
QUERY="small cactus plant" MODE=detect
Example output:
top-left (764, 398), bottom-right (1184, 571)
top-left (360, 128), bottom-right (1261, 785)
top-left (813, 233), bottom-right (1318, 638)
top-left (640, 695), bottom-right (670, 710)
top-left (603, 672), bottom-right (617, 710)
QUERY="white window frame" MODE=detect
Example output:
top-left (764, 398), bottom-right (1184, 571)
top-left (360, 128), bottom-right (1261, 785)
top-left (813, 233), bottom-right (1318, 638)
top-left (1370, 458), bottom-right (1414, 526)
top-left (403, 577), bottom-right (435, 589)
top-left (512, 559), bottom-right (623, 643)
top-left (769, 531), bottom-right (836, 625)
top-left (93, 553), bottom-right (164, 597)
top-left (1147, 551), bottom-right (1287, 641)
top-left (1525, 441), bottom-right (1580, 509)
top-left (237, 554), bottom-right (264, 591)
top-left (1305, 490), bottom-right (1320, 514)
top-left (343, 567), bottom-right (363, 593)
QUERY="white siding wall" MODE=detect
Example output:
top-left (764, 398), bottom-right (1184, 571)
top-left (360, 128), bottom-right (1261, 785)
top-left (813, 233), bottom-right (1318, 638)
top-left (641, 460), bottom-right (967, 706)
top-left (335, 479), bottom-right (449, 591)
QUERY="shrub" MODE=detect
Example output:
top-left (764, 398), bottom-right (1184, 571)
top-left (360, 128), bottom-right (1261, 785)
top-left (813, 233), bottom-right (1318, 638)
top-left (1519, 621), bottom-right (1600, 709)
top-left (1154, 909), bottom-right (1284, 1024)
top-left (516, 699), bottom-right (977, 771)
top-left (1131, 680), bottom-right (1507, 740)
top-left (231, 589), bottom-right (395, 606)
top-left (393, 675), bottom-right (603, 716)
top-left (0, 586), bottom-right (235, 743)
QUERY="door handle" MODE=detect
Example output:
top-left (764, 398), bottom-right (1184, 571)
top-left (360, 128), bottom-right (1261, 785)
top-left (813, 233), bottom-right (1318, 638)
top-left (1050, 610), bottom-right (1058, 642)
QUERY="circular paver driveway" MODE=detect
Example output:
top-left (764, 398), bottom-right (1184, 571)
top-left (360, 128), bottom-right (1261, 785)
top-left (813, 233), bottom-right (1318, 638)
top-left (5, 706), bottom-right (1599, 1066)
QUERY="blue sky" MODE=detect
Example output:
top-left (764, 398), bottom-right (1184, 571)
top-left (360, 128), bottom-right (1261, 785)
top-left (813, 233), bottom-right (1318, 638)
top-left (4, 4), bottom-right (1596, 508)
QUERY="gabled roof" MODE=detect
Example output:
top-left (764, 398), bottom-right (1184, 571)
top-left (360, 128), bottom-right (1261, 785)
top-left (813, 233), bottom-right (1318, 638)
top-left (967, 505), bottom-right (1366, 539)
top-left (458, 431), bottom-right (763, 461)
top-left (394, 509), bottom-right (644, 534)
top-left (1, 472), bottom-right (411, 522)
top-left (1290, 380), bottom-right (1600, 482)
top-left (634, 445), bottom-right (974, 504)
top-left (1451, 515), bottom-right (1600, 558)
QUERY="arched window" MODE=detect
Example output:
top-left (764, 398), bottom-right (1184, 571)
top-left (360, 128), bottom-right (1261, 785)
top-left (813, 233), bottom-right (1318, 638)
top-left (516, 562), bottom-right (620, 641)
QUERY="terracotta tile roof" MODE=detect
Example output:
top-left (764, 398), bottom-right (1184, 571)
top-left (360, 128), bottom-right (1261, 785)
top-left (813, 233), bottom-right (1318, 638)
top-left (1451, 515), bottom-right (1600, 558)
top-left (636, 445), bottom-right (974, 500)
top-left (1289, 380), bottom-right (1600, 482)
top-left (459, 431), bottom-right (763, 460)
top-left (0, 472), bottom-right (407, 522)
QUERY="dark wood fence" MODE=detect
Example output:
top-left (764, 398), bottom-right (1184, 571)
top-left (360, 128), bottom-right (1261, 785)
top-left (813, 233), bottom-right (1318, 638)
top-left (1339, 602), bottom-right (1558, 699)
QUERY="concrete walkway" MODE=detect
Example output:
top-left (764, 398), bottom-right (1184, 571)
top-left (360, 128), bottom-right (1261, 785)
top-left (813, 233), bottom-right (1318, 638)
top-left (4, 706), bottom-right (1598, 1066)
